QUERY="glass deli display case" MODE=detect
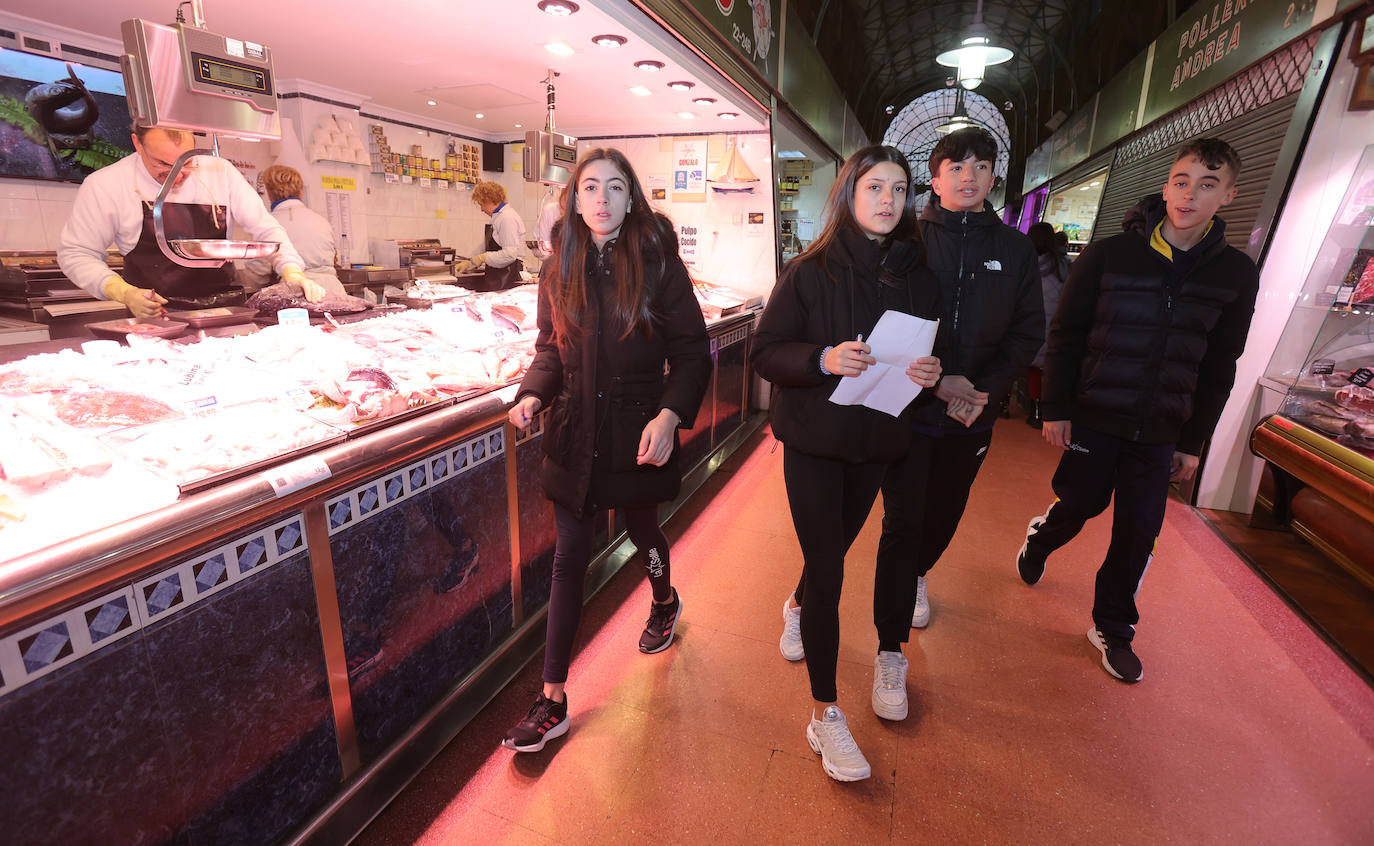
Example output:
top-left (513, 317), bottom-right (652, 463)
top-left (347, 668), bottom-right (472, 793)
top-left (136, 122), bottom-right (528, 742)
top-left (1253, 144), bottom-right (1374, 588)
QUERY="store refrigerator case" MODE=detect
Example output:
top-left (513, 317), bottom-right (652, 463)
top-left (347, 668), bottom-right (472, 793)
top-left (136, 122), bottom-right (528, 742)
top-left (1252, 144), bottom-right (1374, 590)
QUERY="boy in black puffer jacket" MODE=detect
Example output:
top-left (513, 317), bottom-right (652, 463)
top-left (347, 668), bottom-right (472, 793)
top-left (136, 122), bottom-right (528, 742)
top-left (876, 127), bottom-right (1043, 632)
top-left (1017, 138), bottom-right (1259, 683)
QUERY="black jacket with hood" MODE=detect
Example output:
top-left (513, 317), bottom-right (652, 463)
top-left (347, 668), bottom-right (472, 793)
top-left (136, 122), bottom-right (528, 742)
top-left (1041, 193), bottom-right (1259, 454)
top-left (752, 228), bottom-right (942, 463)
top-left (517, 215), bottom-right (711, 516)
top-left (913, 198), bottom-right (1044, 431)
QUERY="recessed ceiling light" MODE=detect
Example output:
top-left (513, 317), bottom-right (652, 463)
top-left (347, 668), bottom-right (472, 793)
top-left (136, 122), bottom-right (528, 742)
top-left (717, 112), bottom-right (739, 120)
top-left (545, 42), bottom-right (574, 56)
top-left (475, 113), bottom-right (485, 119)
top-left (667, 80), bottom-right (695, 90)
top-left (677, 111), bottom-right (695, 119)
top-left (635, 60), bottom-right (665, 72)
top-left (592, 33), bottom-right (626, 47)
top-left (537, 0), bottom-right (579, 15)
top-left (426, 99), bottom-right (437, 106)
top-left (692, 96), bottom-right (717, 105)
top-left (630, 86), bottom-right (651, 96)
top-left (777, 150), bottom-right (806, 159)
top-left (515, 123), bottom-right (523, 128)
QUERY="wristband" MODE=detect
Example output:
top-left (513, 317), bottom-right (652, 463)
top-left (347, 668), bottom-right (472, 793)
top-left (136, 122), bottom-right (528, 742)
top-left (819, 345), bottom-right (835, 375)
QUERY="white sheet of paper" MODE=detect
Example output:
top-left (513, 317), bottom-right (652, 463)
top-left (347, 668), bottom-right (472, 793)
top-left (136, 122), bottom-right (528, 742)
top-left (828, 310), bottom-right (940, 417)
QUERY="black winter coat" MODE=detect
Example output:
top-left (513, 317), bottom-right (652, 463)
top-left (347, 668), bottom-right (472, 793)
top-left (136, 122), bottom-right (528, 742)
top-left (753, 228), bottom-right (942, 463)
top-left (913, 199), bottom-right (1043, 430)
top-left (516, 219), bottom-right (711, 516)
top-left (1041, 197), bottom-right (1259, 454)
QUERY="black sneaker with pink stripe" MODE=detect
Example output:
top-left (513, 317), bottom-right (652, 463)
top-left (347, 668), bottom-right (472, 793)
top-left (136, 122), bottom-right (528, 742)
top-left (638, 588), bottom-right (682, 654)
top-left (502, 692), bottom-right (569, 752)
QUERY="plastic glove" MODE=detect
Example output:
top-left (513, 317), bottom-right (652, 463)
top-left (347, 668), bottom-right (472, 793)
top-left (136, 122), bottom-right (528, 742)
top-left (470, 252), bottom-right (487, 268)
top-left (281, 265), bottom-right (325, 303)
top-left (103, 274), bottom-right (167, 319)
top-left (454, 259), bottom-right (474, 274)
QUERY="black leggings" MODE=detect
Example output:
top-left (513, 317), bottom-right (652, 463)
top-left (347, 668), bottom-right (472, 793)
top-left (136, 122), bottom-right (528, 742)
top-left (784, 447), bottom-right (887, 703)
top-left (542, 502), bottom-right (671, 684)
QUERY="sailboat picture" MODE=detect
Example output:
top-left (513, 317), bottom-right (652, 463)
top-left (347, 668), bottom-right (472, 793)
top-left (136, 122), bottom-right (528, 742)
top-left (708, 137), bottom-right (760, 194)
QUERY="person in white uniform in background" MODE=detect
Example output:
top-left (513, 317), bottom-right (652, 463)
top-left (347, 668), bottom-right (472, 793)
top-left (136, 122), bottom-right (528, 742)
top-left (458, 181), bottom-right (526, 290)
top-left (239, 165), bottom-right (346, 296)
top-left (58, 124), bottom-right (323, 318)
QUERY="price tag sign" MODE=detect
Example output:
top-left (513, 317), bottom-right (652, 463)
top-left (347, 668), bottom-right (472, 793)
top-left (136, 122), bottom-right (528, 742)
top-left (420, 177), bottom-right (433, 188)
top-left (322, 175), bottom-right (356, 191)
top-left (384, 172), bottom-right (400, 185)
top-left (262, 455), bottom-right (332, 498)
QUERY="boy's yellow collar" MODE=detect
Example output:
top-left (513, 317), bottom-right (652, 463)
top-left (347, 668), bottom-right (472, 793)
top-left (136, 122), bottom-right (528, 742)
top-left (1151, 219), bottom-right (1212, 260)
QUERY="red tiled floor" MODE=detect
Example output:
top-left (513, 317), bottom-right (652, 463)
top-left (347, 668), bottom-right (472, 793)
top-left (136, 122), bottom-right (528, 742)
top-left (357, 420), bottom-right (1374, 845)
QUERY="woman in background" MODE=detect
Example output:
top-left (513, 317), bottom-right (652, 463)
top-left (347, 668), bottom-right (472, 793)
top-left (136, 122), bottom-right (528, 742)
top-left (1024, 221), bottom-right (1069, 428)
top-left (502, 148), bottom-right (711, 753)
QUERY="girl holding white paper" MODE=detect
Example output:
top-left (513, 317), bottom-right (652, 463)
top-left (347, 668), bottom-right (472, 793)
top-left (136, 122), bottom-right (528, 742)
top-left (752, 145), bottom-right (942, 783)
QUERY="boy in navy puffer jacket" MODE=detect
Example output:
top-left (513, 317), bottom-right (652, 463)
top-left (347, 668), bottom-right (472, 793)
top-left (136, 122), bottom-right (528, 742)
top-left (1017, 138), bottom-right (1259, 683)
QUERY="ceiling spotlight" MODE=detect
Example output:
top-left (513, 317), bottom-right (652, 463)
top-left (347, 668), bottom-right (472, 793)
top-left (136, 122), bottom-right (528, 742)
top-left (630, 86), bottom-right (651, 96)
top-left (515, 123), bottom-right (523, 128)
top-left (717, 112), bottom-right (739, 120)
top-left (693, 96), bottom-right (717, 105)
top-left (426, 100), bottom-right (437, 106)
top-left (634, 60), bottom-right (665, 72)
top-left (545, 42), bottom-right (575, 56)
top-left (592, 34), bottom-right (626, 47)
top-left (677, 111), bottom-right (695, 119)
top-left (537, 0), bottom-right (579, 16)
top-left (667, 80), bottom-right (695, 91)
top-left (475, 113), bottom-right (485, 119)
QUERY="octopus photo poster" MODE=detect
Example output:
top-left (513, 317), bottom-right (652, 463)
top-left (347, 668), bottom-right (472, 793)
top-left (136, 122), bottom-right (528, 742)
top-left (0, 50), bottom-right (133, 182)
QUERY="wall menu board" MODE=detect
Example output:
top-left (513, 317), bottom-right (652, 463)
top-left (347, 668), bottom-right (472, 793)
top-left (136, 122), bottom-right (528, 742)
top-left (0, 50), bottom-right (133, 182)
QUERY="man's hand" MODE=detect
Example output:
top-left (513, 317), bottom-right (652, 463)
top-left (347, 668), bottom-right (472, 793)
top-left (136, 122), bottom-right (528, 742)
top-left (824, 340), bottom-right (875, 377)
top-left (1043, 420), bottom-right (1072, 449)
top-left (936, 374), bottom-right (990, 408)
top-left (104, 274), bottom-right (167, 319)
top-left (638, 408), bottom-right (682, 466)
top-left (1171, 451), bottom-right (1200, 481)
top-left (905, 355), bottom-right (942, 388)
top-left (281, 266), bottom-right (324, 303)
top-left (508, 395), bottom-right (542, 430)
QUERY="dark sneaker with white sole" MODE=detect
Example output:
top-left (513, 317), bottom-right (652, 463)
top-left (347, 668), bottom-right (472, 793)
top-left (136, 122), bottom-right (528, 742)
top-left (638, 589), bottom-right (682, 654)
top-left (502, 692), bottom-right (570, 752)
top-left (1087, 627), bottom-right (1143, 683)
top-left (1017, 517), bottom-right (1048, 585)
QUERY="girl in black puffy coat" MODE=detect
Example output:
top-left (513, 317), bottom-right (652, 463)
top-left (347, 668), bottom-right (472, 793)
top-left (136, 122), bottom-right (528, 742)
top-left (502, 148), bottom-right (711, 752)
top-left (753, 145), bottom-right (942, 782)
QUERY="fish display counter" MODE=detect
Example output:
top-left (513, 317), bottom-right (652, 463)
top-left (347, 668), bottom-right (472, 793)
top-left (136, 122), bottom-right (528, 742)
top-left (0, 284), bottom-right (759, 844)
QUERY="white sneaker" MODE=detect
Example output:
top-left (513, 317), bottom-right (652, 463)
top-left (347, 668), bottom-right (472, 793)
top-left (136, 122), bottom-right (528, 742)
top-left (871, 651), bottom-right (909, 720)
top-left (779, 593), bottom-right (804, 661)
top-left (910, 576), bottom-right (930, 628)
top-left (806, 705), bottom-right (871, 782)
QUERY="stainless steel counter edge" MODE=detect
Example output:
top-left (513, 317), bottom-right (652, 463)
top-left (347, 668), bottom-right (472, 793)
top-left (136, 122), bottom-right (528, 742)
top-left (0, 384), bottom-right (520, 629)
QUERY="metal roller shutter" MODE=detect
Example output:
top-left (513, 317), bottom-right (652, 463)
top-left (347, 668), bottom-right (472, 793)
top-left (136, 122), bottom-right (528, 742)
top-left (1091, 33), bottom-right (1317, 251)
top-left (1094, 94), bottom-right (1300, 249)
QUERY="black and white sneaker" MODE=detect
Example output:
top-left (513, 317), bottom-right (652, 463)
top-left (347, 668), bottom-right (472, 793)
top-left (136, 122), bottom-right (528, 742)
top-left (1087, 627), bottom-right (1143, 683)
top-left (502, 693), bottom-right (570, 752)
top-left (1017, 516), bottom-right (1049, 585)
top-left (638, 588), bottom-right (682, 654)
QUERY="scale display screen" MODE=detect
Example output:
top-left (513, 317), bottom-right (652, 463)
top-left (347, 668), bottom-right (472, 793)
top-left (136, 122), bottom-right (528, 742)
top-left (190, 53), bottom-right (271, 95)
top-left (551, 144), bottom-right (576, 165)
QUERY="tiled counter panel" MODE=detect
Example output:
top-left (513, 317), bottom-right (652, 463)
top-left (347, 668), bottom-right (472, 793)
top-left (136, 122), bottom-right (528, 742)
top-left (0, 514), bottom-right (340, 846)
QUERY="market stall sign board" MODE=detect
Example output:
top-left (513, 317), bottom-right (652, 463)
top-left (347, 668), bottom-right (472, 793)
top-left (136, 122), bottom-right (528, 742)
top-left (321, 176), bottom-right (356, 191)
top-left (683, 0), bottom-right (781, 87)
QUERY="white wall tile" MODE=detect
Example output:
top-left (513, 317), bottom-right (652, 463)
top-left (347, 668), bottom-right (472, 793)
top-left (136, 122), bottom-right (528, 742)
top-left (0, 180), bottom-right (39, 201)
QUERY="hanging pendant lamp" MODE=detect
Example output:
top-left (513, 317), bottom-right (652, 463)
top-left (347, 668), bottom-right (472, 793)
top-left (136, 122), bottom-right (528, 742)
top-left (936, 0), bottom-right (1014, 90)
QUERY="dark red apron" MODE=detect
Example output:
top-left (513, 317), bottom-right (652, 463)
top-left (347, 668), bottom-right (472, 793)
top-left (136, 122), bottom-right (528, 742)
top-left (123, 201), bottom-right (245, 309)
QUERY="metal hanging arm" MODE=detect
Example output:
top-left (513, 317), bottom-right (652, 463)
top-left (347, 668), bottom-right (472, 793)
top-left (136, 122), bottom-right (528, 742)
top-left (152, 146), bottom-right (222, 267)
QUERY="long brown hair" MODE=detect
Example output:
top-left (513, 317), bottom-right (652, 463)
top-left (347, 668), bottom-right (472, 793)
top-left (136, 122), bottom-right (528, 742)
top-left (548, 147), bottom-right (669, 346)
top-left (796, 144), bottom-right (918, 275)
